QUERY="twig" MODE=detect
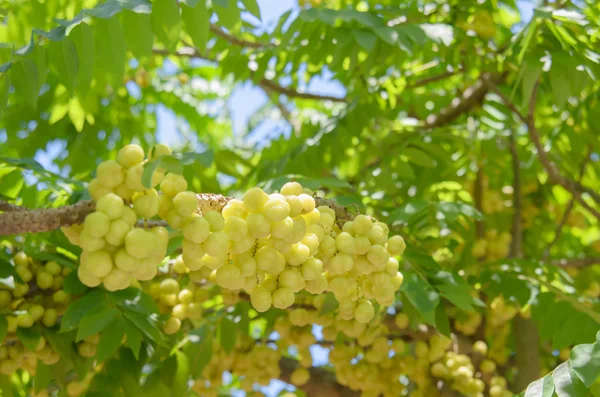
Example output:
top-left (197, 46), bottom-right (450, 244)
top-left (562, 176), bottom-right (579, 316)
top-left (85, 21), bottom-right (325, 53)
top-left (209, 24), bottom-right (271, 49)
top-left (542, 148), bottom-right (592, 260)
top-left (552, 257), bottom-right (600, 268)
top-left (258, 78), bottom-right (348, 103)
top-left (0, 200), bottom-right (27, 212)
top-left (406, 69), bottom-right (460, 89)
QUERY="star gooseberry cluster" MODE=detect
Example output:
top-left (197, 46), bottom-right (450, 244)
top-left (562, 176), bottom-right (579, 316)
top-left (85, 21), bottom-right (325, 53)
top-left (65, 143), bottom-right (407, 320)
top-left (61, 144), bottom-right (174, 290)
top-left (184, 182), bottom-right (407, 320)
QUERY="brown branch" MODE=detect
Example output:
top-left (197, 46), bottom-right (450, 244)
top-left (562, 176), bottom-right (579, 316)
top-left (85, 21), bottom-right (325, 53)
top-left (258, 78), bottom-right (348, 103)
top-left (506, 84), bottom-right (540, 392)
top-left (0, 200), bottom-right (95, 236)
top-left (0, 194), bottom-right (356, 236)
top-left (552, 257), bottom-right (600, 268)
top-left (0, 200), bottom-right (27, 212)
top-left (152, 47), bottom-right (348, 103)
top-left (406, 69), bottom-right (460, 89)
top-left (209, 24), bottom-right (271, 49)
top-left (542, 149), bottom-right (592, 260)
top-left (491, 83), bottom-right (600, 218)
top-left (279, 357), bottom-right (359, 397)
top-left (424, 72), bottom-right (506, 128)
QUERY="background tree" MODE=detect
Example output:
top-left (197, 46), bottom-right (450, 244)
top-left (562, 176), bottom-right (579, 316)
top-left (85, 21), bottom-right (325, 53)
top-left (0, 0), bottom-right (599, 396)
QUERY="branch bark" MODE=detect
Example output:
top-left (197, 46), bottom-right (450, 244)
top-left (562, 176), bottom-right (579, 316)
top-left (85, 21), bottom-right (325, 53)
top-left (0, 194), bottom-right (356, 236)
top-left (0, 200), bottom-right (27, 212)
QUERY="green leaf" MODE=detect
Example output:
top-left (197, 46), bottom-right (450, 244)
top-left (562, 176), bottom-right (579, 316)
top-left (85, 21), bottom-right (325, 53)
top-left (179, 150), bottom-right (214, 168)
top-left (434, 301), bottom-right (451, 336)
top-left (123, 319), bottom-right (142, 359)
top-left (95, 16), bottom-right (126, 87)
top-left (96, 318), bottom-right (126, 362)
top-left (151, 0), bottom-right (182, 52)
top-left (0, 317), bottom-right (6, 343)
top-left (69, 22), bottom-right (95, 97)
top-left (63, 270), bottom-right (89, 295)
top-left (77, 307), bottom-right (120, 341)
top-left (318, 292), bottom-right (339, 316)
top-left (0, 74), bottom-right (10, 115)
top-left (389, 200), bottom-right (433, 225)
top-left (142, 159), bottom-right (164, 188)
top-left (123, 10), bottom-right (154, 59)
top-left (162, 351), bottom-right (189, 397)
top-left (11, 59), bottom-right (39, 107)
top-left (520, 61), bottom-right (542, 108)
top-left (0, 170), bottom-right (24, 199)
top-left (549, 62), bottom-right (571, 109)
top-left (352, 29), bottom-right (377, 51)
top-left (404, 147), bottom-right (436, 168)
top-left (241, 0), bottom-right (261, 19)
top-left (554, 361), bottom-right (589, 397)
top-left (214, 0), bottom-right (240, 30)
top-left (181, 2), bottom-right (209, 52)
top-left (16, 324), bottom-right (41, 351)
top-left (525, 374), bottom-right (555, 397)
top-left (571, 343), bottom-right (600, 387)
top-left (184, 326), bottom-right (213, 378)
top-left (123, 311), bottom-right (164, 345)
top-left (48, 38), bottom-right (79, 95)
top-left (219, 318), bottom-right (236, 354)
top-left (431, 271), bottom-right (483, 312)
top-left (400, 272), bottom-right (439, 325)
top-left (34, 361), bottom-right (53, 392)
top-left (60, 289), bottom-right (108, 333)
top-left (109, 288), bottom-right (159, 315)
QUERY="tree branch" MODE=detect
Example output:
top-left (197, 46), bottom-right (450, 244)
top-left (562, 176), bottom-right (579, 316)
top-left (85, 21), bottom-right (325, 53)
top-left (406, 69), bottom-right (460, 89)
top-left (552, 257), bottom-right (600, 268)
top-left (209, 24), bottom-right (271, 49)
top-left (0, 194), bottom-right (356, 236)
top-left (0, 200), bottom-right (27, 212)
top-left (424, 72), bottom-right (505, 128)
top-left (152, 47), bottom-right (348, 103)
top-left (278, 357), bottom-right (359, 397)
top-left (508, 86), bottom-right (539, 393)
top-left (258, 78), bottom-right (348, 103)
top-left (490, 83), bottom-right (600, 220)
top-left (542, 148), bottom-right (592, 260)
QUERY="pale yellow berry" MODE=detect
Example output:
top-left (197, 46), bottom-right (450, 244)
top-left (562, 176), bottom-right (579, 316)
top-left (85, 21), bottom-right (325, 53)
top-left (117, 144), bottom-right (144, 167)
